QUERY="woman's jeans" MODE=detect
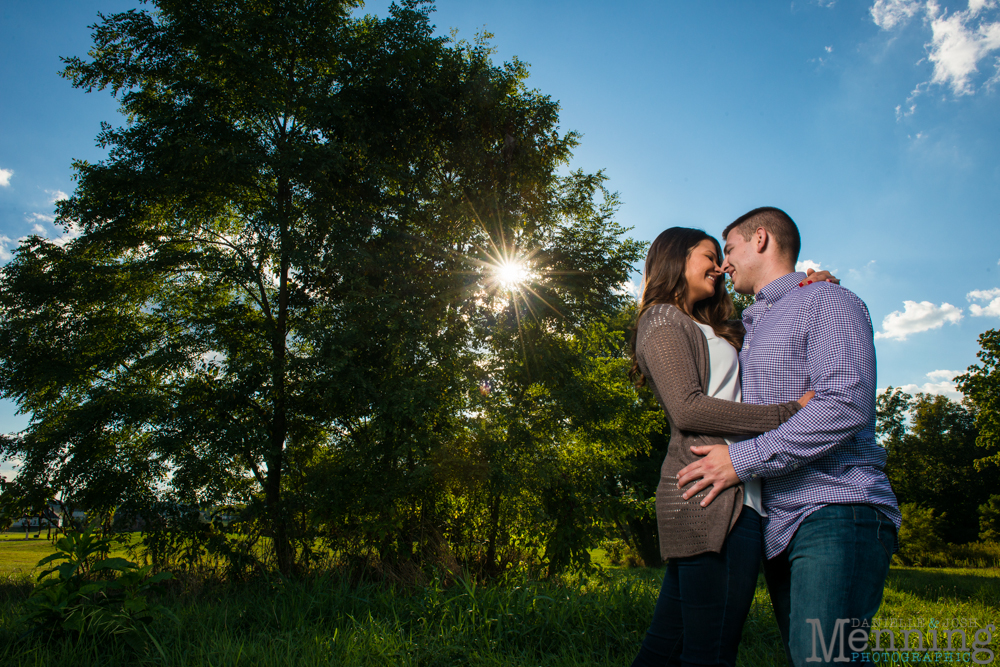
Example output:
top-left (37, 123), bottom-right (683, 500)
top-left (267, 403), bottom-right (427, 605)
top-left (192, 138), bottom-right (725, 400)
top-left (631, 507), bottom-right (762, 667)
top-left (762, 504), bottom-right (896, 667)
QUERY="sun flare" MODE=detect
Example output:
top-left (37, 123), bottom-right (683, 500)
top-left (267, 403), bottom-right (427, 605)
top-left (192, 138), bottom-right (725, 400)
top-left (495, 260), bottom-right (531, 289)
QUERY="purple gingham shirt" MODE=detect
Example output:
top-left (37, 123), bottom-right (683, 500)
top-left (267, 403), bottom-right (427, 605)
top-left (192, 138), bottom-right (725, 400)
top-left (728, 272), bottom-right (901, 559)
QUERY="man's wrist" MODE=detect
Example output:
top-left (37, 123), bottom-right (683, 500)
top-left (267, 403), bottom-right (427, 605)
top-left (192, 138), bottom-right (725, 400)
top-left (728, 437), bottom-right (765, 481)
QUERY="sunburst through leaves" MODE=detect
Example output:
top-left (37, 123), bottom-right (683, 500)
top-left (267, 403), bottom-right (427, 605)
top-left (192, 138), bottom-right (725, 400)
top-left (494, 259), bottom-right (532, 290)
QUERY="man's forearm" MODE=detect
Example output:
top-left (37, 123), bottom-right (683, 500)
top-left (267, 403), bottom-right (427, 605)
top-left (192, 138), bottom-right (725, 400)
top-left (729, 393), bottom-right (870, 480)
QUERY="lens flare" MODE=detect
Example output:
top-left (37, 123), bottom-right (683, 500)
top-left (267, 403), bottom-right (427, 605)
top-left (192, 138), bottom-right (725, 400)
top-left (496, 260), bottom-right (530, 289)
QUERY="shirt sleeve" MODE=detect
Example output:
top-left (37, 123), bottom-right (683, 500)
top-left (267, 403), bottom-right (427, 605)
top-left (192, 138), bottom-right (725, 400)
top-left (728, 286), bottom-right (877, 480)
top-left (639, 314), bottom-right (802, 438)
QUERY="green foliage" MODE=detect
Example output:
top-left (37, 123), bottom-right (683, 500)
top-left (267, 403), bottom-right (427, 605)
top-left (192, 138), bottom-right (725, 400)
top-left (0, 0), bottom-right (647, 579)
top-left (879, 389), bottom-right (996, 544)
top-left (894, 503), bottom-right (949, 567)
top-left (127, 504), bottom-right (261, 581)
top-left (598, 351), bottom-right (667, 566)
top-left (956, 328), bottom-right (1000, 468)
top-left (2, 564), bottom-right (999, 666)
top-left (725, 276), bottom-right (754, 318)
top-left (876, 386), bottom-right (911, 444)
top-left (20, 523), bottom-right (175, 648)
top-left (979, 494), bottom-right (1000, 542)
top-left (947, 539), bottom-right (1000, 568)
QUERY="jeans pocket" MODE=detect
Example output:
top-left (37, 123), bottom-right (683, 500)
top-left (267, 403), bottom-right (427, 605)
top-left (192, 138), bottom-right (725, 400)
top-left (875, 511), bottom-right (896, 561)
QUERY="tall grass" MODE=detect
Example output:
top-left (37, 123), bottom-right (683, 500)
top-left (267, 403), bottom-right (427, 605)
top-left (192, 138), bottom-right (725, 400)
top-left (0, 565), bottom-right (996, 666)
top-left (1, 569), bottom-right (658, 666)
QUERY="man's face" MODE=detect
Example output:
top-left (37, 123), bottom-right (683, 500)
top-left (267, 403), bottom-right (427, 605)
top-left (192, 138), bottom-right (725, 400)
top-left (722, 231), bottom-right (756, 295)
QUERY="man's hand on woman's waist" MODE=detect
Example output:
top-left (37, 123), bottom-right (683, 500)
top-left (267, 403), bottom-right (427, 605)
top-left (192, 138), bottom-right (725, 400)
top-left (676, 444), bottom-right (740, 508)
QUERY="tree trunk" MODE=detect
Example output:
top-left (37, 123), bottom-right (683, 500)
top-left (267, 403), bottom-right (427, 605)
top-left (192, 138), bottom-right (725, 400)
top-left (267, 175), bottom-right (294, 576)
top-left (486, 491), bottom-right (501, 574)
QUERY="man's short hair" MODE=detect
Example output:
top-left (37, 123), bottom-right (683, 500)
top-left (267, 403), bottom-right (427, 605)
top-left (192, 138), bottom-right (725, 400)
top-left (722, 207), bottom-right (801, 263)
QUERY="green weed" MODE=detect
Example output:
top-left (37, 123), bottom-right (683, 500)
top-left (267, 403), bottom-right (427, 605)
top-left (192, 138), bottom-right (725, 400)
top-left (0, 564), bottom-right (995, 666)
top-left (17, 523), bottom-right (176, 651)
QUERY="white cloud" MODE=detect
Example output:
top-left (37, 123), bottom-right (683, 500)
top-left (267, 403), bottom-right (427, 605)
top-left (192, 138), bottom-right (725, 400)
top-left (872, 1), bottom-right (1000, 100)
top-left (796, 259), bottom-right (822, 272)
top-left (875, 300), bottom-right (963, 340)
top-left (969, 0), bottom-right (997, 17)
top-left (988, 57), bottom-right (1000, 89)
top-left (926, 1), bottom-right (1000, 95)
top-left (51, 223), bottom-right (82, 248)
top-left (0, 235), bottom-right (11, 262)
top-left (46, 189), bottom-right (68, 203)
top-left (826, 45), bottom-right (834, 52)
top-left (967, 287), bottom-right (1000, 300)
top-left (968, 286), bottom-right (1000, 317)
top-left (871, 0), bottom-right (923, 29)
top-left (18, 215), bottom-right (82, 249)
top-left (615, 279), bottom-right (641, 299)
top-left (847, 259), bottom-right (878, 284)
top-left (895, 369), bottom-right (965, 401)
top-left (0, 168), bottom-right (12, 187)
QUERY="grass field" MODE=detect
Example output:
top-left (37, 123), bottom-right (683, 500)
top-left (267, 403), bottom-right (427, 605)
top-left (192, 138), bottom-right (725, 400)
top-left (0, 532), bottom-right (132, 576)
top-left (0, 535), bottom-right (61, 575)
top-left (0, 536), bottom-right (996, 666)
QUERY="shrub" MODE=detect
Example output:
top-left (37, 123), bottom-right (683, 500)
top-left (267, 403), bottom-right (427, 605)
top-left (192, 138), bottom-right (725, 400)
top-left (894, 503), bottom-right (950, 567)
top-left (979, 495), bottom-right (1000, 542)
top-left (20, 522), bottom-right (175, 649)
top-left (947, 540), bottom-right (1000, 568)
top-left (599, 537), bottom-right (646, 568)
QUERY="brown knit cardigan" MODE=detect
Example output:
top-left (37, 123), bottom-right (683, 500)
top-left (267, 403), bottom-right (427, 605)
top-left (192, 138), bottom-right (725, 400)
top-left (635, 303), bottom-right (802, 559)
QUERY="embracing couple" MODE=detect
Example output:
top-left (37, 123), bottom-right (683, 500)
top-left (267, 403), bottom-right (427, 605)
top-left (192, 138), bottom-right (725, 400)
top-left (628, 207), bottom-right (901, 667)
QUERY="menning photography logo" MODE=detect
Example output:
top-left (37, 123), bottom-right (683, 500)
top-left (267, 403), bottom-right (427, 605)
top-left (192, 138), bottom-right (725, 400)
top-left (805, 617), bottom-right (996, 664)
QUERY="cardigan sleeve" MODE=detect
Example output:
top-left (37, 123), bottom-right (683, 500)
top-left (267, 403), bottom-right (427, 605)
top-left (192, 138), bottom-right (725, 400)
top-left (638, 309), bottom-right (801, 438)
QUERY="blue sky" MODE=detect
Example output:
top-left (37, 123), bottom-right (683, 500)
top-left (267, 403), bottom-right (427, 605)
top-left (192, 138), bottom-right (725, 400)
top-left (2, 1), bottom-right (1000, 470)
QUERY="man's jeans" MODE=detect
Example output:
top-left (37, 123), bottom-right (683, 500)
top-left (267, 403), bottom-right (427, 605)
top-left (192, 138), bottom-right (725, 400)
top-left (763, 504), bottom-right (896, 666)
top-left (631, 508), bottom-right (762, 667)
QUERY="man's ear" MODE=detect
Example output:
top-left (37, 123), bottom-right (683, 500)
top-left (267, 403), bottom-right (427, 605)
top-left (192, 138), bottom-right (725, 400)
top-left (754, 227), bottom-right (768, 254)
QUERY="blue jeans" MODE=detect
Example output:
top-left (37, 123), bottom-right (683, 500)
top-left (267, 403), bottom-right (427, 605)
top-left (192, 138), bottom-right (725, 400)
top-left (631, 508), bottom-right (762, 667)
top-left (763, 504), bottom-right (896, 666)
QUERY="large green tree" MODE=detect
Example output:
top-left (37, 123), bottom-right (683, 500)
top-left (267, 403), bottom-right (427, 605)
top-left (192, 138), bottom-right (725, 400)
top-left (0, 0), bottom-right (645, 576)
top-left (878, 388), bottom-right (996, 543)
top-left (957, 328), bottom-right (1000, 469)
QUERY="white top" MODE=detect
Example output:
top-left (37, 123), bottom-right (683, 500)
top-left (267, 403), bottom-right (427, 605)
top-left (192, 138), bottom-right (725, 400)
top-left (694, 322), bottom-right (765, 516)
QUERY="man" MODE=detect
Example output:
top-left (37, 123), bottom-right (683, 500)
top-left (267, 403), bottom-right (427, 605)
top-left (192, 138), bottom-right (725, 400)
top-left (676, 207), bottom-right (900, 666)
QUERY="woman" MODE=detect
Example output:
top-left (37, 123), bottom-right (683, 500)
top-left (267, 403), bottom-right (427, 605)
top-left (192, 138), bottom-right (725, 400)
top-left (628, 227), bottom-right (828, 667)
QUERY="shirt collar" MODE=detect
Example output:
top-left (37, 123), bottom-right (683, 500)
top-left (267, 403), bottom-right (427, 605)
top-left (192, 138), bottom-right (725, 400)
top-left (754, 271), bottom-right (807, 305)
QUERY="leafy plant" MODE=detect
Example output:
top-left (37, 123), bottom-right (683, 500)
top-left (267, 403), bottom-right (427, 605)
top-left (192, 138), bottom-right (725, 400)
top-left (21, 523), bottom-right (175, 649)
top-left (957, 328), bottom-right (1000, 468)
top-left (894, 503), bottom-right (949, 567)
top-left (980, 494), bottom-right (1000, 542)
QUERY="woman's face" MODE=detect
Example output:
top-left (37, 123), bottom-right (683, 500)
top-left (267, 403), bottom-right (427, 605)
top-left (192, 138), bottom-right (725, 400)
top-left (684, 239), bottom-right (723, 306)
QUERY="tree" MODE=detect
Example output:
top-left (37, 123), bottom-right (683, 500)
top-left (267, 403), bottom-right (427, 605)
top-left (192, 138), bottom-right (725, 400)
top-left (979, 495), bottom-right (1000, 542)
top-left (0, 0), bottom-right (645, 576)
top-left (876, 386), bottom-right (911, 445)
top-left (879, 390), bottom-right (995, 544)
top-left (956, 328), bottom-right (1000, 469)
top-left (895, 503), bottom-right (948, 566)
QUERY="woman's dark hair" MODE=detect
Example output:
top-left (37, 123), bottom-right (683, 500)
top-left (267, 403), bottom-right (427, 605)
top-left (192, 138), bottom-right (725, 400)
top-left (629, 227), bottom-right (744, 387)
